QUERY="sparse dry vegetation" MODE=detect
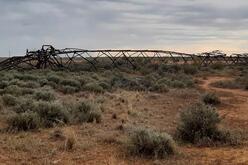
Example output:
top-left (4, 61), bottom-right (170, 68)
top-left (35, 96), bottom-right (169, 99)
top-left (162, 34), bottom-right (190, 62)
top-left (177, 103), bottom-right (238, 146)
top-left (202, 92), bottom-right (221, 106)
top-left (127, 128), bottom-right (177, 158)
top-left (0, 65), bottom-right (246, 164)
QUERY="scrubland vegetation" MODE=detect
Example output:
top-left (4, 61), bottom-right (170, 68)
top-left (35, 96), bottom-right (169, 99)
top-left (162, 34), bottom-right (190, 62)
top-left (0, 63), bottom-right (247, 163)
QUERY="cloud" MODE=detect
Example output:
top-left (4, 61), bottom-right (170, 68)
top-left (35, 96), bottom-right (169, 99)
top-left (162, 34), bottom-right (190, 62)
top-left (0, 0), bottom-right (248, 56)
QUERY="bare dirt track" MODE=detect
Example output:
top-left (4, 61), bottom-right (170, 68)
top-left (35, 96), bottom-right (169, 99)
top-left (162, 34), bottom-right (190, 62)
top-left (200, 77), bottom-right (248, 129)
top-left (189, 76), bottom-right (248, 165)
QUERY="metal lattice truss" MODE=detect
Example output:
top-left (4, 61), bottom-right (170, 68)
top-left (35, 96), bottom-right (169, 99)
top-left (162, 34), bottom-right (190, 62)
top-left (0, 45), bottom-right (247, 70)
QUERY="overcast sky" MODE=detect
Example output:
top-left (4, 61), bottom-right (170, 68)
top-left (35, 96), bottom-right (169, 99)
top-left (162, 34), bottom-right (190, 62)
top-left (0, 0), bottom-right (248, 56)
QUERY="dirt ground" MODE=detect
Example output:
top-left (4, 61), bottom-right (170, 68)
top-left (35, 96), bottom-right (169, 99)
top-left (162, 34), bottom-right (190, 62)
top-left (0, 76), bottom-right (247, 165)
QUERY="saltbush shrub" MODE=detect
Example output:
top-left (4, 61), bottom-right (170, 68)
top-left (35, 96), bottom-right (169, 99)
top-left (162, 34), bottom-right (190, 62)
top-left (21, 88), bottom-right (34, 95)
top-left (19, 81), bottom-right (40, 88)
top-left (72, 101), bottom-right (102, 123)
top-left (128, 128), bottom-right (176, 158)
top-left (2, 94), bottom-right (18, 106)
top-left (38, 78), bottom-right (49, 87)
top-left (0, 81), bottom-right (8, 89)
top-left (177, 103), bottom-right (226, 144)
top-left (34, 91), bottom-right (55, 101)
top-left (150, 83), bottom-right (169, 93)
top-left (7, 112), bottom-right (40, 131)
top-left (14, 73), bottom-right (37, 81)
top-left (60, 79), bottom-right (81, 89)
top-left (3, 85), bottom-right (23, 96)
top-left (211, 80), bottom-right (241, 89)
top-left (60, 85), bottom-right (79, 94)
top-left (182, 65), bottom-right (198, 75)
top-left (35, 102), bottom-right (69, 127)
top-left (47, 75), bottom-right (62, 84)
top-left (84, 82), bottom-right (104, 93)
top-left (211, 63), bottom-right (225, 70)
top-left (202, 93), bottom-right (221, 105)
top-left (13, 99), bottom-right (36, 113)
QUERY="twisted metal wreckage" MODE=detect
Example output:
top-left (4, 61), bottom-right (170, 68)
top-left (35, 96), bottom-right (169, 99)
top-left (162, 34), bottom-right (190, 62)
top-left (0, 45), bottom-right (247, 70)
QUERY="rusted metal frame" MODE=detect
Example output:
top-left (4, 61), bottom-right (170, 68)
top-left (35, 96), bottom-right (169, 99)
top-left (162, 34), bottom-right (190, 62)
top-left (168, 52), bottom-right (178, 63)
top-left (85, 52), bottom-right (98, 64)
top-left (127, 52), bottom-right (141, 64)
top-left (21, 58), bottom-right (38, 69)
top-left (126, 52), bottom-right (140, 68)
top-left (49, 53), bottom-right (64, 68)
top-left (75, 52), bottom-right (97, 70)
top-left (121, 51), bottom-right (136, 69)
top-left (160, 52), bottom-right (170, 64)
top-left (99, 51), bottom-right (118, 68)
top-left (92, 52), bottom-right (101, 62)
top-left (243, 55), bottom-right (248, 63)
top-left (110, 52), bottom-right (122, 65)
top-left (65, 51), bottom-right (84, 69)
top-left (189, 55), bottom-right (197, 64)
top-left (233, 56), bottom-right (238, 64)
top-left (46, 56), bottom-right (64, 69)
top-left (199, 56), bottom-right (208, 66)
top-left (180, 54), bottom-right (188, 64)
top-left (154, 52), bottom-right (166, 64)
top-left (111, 51), bottom-right (127, 66)
top-left (206, 55), bottom-right (214, 65)
top-left (142, 52), bottom-right (153, 64)
top-left (63, 52), bottom-right (75, 67)
top-left (125, 52), bottom-right (136, 63)
top-left (92, 52), bottom-right (102, 66)
top-left (228, 56), bottom-right (236, 65)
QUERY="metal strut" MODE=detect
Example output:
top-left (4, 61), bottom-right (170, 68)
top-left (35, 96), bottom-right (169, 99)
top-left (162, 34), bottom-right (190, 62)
top-left (0, 45), bottom-right (247, 71)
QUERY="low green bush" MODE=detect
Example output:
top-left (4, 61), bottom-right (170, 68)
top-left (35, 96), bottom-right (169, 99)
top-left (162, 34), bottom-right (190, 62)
top-left (47, 74), bottom-right (62, 84)
top-left (19, 81), bottom-right (40, 88)
top-left (158, 64), bottom-right (182, 74)
top-left (202, 93), bottom-right (221, 106)
top-left (35, 102), bottom-right (69, 127)
top-left (211, 80), bottom-right (241, 89)
top-left (111, 74), bottom-right (145, 91)
top-left (182, 65), bottom-right (198, 75)
top-left (38, 78), bottom-right (48, 87)
top-left (3, 85), bottom-right (23, 96)
top-left (34, 91), bottom-right (55, 101)
top-left (72, 101), bottom-right (102, 123)
top-left (150, 83), bottom-right (169, 93)
top-left (60, 85), bottom-right (79, 94)
top-left (2, 85), bottom-right (34, 96)
top-left (2, 94), bottom-right (18, 106)
top-left (211, 63), bottom-right (225, 70)
top-left (127, 128), bottom-right (177, 158)
top-left (84, 82), bottom-right (104, 93)
top-left (177, 103), bottom-right (235, 145)
top-left (7, 112), bottom-right (40, 131)
top-left (14, 73), bottom-right (38, 81)
top-left (60, 79), bottom-right (81, 89)
top-left (0, 81), bottom-right (8, 89)
top-left (98, 81), bottom-right (112, 91)
top-left (13, 99), bottom-right (36, 113)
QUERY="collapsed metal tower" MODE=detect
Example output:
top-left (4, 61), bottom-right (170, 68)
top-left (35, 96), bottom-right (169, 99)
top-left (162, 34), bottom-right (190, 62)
top-left (0, 45), bottom-right (247, 71)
